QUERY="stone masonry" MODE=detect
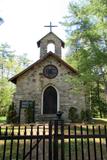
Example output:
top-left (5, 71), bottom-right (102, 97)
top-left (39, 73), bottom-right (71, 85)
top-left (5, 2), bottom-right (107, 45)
top-left (10, 31), bottom-right (85, 123)
top-left (13, 55), bottom-right (85, 122)
top-left (37, 32), bottom-right (64, 58)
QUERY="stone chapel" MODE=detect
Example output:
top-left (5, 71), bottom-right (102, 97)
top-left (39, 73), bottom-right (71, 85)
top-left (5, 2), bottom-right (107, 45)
top-left (10, 24), bottom-right (85, 122)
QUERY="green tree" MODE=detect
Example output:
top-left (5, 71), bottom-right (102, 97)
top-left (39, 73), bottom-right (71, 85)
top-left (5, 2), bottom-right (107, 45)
top-left (0, 78), bottom-right (14, 115)
top-left (0, 43), bottom-right (14, 78)
top-left (62, 0), bottom-right (107, 117)
top-left (0, 43), bottom-right (31, 78)
top-left (0, 43), bottom-right (31, 116)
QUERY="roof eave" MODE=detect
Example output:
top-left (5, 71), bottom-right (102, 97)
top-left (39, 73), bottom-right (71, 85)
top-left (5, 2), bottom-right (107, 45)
top-left (9, 52), bottom-right (78, 84)
top-left (37, 32), bottom-right (65, 48)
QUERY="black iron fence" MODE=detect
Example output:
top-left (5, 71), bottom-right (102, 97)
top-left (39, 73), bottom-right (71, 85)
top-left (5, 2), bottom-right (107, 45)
top-left (0, 121), bottom-right (107, 160)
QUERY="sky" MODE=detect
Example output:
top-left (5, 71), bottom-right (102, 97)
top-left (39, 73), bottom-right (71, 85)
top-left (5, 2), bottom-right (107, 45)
top-left (0, 0), bottom-right (70, 61)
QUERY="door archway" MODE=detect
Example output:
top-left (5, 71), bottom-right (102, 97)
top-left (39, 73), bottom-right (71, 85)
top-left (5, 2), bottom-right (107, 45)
top-left (43, 86), bottom-right (57, 114)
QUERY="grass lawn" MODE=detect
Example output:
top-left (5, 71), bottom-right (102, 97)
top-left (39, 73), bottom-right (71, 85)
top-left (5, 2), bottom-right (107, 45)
top-left (0, 140), bottom-right (23, 160)
top-left (0, 121), bottom-right (107, 160)
top-left (64, 138), bottom-right (107, 160)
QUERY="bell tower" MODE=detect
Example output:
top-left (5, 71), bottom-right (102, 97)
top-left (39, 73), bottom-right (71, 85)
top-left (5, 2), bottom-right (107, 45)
top-left (37, 22), bottom-right (65, 58)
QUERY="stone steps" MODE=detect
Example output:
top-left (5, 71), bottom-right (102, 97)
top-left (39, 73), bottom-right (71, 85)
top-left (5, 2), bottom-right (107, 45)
top-left (35, 114), bottom-right (57, 122)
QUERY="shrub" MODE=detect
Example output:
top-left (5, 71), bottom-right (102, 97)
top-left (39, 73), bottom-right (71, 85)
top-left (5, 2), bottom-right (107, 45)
top-left (68, 107), bottom-right (79, 122)
top-left (81, 110), bottom-right (86, 122)
top-left (7, 102), bottom-right (18, 123)
top-left (81, 109), bottom-right (92, 122)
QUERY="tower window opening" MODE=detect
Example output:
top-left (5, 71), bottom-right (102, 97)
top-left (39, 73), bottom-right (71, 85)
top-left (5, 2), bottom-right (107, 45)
top-left (47, 43), bottom-right (55, 53)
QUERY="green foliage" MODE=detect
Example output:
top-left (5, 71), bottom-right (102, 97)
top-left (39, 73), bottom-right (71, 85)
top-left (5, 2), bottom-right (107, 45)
top-left (81, 109), bottom-right (92, 122)
top-left (97, 100), bottom-right (107, 118)
top-left (7, 102), bottom-right (18, 123)
top-left (0, 43), bottom-right (31, 78)
top-left (68, 107), bottom-right (79, 122)
top-left (62, 0), bottom-right (107, 117)
top-left (0, 116), bottom-right (6, 123)
top-left (0, 78), bottom-right (14, 116)
top-left (90, 85), bottom-right (107, 118)
top-left (0, 43), bottom-right (31, 116)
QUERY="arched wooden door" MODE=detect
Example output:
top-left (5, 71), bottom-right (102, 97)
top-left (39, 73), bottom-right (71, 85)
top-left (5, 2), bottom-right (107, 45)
top-left (43, 86), bottom-right (57, 114)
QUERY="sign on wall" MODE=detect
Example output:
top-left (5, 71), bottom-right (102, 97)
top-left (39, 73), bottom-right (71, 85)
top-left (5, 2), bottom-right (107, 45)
top-left (21, 101), bottom-right (34, 108)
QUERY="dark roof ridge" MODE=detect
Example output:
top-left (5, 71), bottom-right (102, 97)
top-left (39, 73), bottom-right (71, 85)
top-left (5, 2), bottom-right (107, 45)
top-left (37, 32), bottom-right (65, 48)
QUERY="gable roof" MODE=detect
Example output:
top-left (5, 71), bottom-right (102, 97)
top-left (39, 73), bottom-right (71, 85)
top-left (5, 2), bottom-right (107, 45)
top-left (9, 52), bottom-right (78, 84)
top-left (37, 32), bottom-right (65, 48)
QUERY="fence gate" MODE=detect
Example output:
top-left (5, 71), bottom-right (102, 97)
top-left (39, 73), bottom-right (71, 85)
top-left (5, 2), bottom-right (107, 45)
top-left (0, 120), bottom-right (107, 160)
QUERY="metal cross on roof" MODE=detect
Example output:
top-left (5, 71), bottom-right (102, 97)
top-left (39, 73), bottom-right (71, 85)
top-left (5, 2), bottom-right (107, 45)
top-left (44, 22), bottom-right (57, 32)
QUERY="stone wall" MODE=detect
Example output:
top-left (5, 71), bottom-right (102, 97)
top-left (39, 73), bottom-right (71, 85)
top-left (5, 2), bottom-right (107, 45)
top-left (40, 33), bottom-right (62, 58)
top-left (14, 56), bottom-right (85, 122)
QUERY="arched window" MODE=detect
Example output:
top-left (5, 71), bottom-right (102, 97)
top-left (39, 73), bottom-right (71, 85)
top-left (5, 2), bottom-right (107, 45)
top-left (47, 43), bottom-right (55, 53)
top-left (43, 86), bottom-right (57, 114)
